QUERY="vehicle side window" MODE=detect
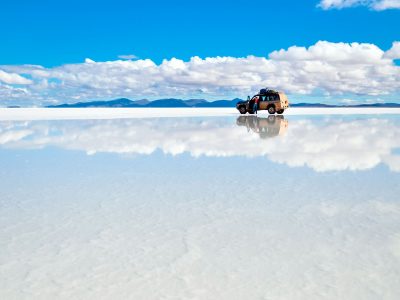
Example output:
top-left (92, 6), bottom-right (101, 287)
top-left (261, 95), bottom-right (266, 101)
top-left (267, 94), bottom-right (280, 101)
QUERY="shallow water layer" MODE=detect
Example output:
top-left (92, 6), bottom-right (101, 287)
top-left (1, 114), bottom-right (400, 299)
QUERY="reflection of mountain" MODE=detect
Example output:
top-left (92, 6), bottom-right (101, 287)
top-left (236, 116), bottom-right (288, 139)
top-left (1, 116), bottom-right (400, 172)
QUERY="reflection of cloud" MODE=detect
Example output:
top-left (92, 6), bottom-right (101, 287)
top-left (383, 154), bottom-right (400, 172)
top-left (0, 128), bottom-right (32, 144)
top-left (1, 116), bottom-right (400, 172)
top-left (276, 118), bottom-right (400, 171)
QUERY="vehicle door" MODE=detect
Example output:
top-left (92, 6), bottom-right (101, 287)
top-left (267, 93), bottom-right (280, 108)
top-left (249, 95), bottom-right (258, 110)
top-left (259, 95), bottom-right (268, 110)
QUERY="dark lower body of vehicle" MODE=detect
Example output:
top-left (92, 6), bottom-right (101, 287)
top-left (236, 103), bottom-right (285, 115)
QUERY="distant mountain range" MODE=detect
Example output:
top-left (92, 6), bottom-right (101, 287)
top-left (46, 98), bottom-right (242, 108)
top-left (43, 98), bottom-right (400, 108)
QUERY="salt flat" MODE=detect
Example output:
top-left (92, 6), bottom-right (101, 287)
top-left (1, 107), bottom-right (400, 120)
top-left (1, 115), bottom-right (400, 300)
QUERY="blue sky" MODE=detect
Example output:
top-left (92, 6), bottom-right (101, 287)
top-left (0, 0), bottom-right (399, 105)
top-left (1, 0), bottom-right (399, 66)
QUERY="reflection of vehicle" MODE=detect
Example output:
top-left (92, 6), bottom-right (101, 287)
top-left (236, 89), bottom-right (290, 115)
top-left (236, 115), bottom-right (288, 138)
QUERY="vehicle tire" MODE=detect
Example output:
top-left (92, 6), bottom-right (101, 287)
top-left (277, 109), bottom-right (284, 114)
top-left (239, 106), bottom-right (247, 114)
top-left (268, 105), bottom-right (276, 114)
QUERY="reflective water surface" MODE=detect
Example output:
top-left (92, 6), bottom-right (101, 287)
top-left (1, 115), bottom-right (400, 171)
top-left (1, 115), bottom-right (400, 299)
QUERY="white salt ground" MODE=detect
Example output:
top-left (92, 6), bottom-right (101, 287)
top-left (1, 166), bottom-right (399, 300)
top-left (0, 107), bottom-right (400, 120)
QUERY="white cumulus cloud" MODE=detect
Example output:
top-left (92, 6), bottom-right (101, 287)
top-left (118, 54), bottom-right (138, 60)
top-left (318, 0), bottom-right (400, 10)
top-left (1, 40), bottom-right (400, 106)
top-left (384, 41), bottom-right (400, 59)
top-left (0, 70), bottom-right (32, 85)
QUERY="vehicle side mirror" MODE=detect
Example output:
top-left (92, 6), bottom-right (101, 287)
top-left (247, 96), bottom-right (250, 101)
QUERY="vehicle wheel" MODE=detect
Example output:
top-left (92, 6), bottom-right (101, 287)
top-left (268, 106), bottom-right (276, 114)
top-left (239, 106), bottom-right (247, 114)
top-left (277, 109), bottom-right (284, 114)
